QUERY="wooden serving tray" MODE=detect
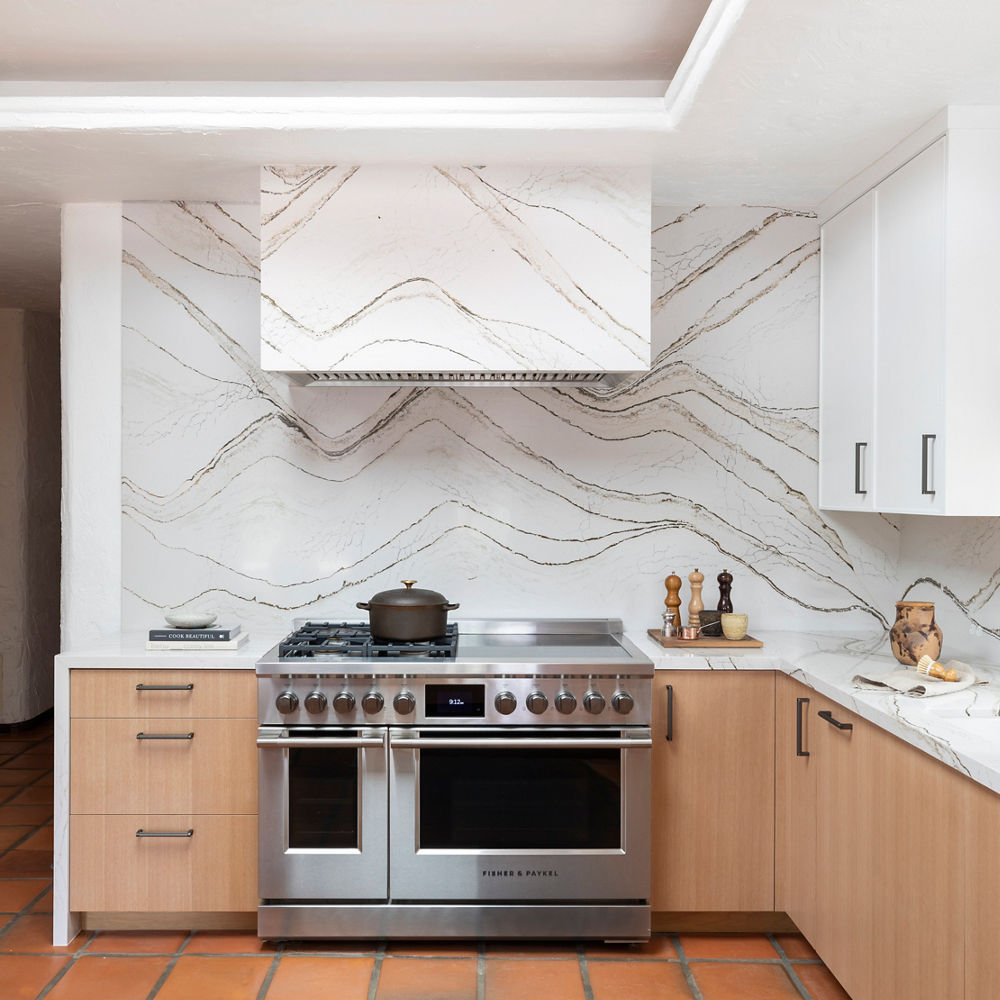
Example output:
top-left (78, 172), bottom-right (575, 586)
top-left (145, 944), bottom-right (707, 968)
top-left (647, 628), bottom-right (764, 649)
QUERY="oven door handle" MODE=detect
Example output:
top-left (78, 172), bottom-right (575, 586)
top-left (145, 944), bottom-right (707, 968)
top-left (389, 736), bottom-right (652, 750)
top-left (256, 734), bottom-right (387, 749)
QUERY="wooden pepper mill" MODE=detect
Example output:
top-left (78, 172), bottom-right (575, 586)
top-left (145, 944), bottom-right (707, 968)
top-left (688, 568), bottom-right (705, 628)
top-left (717, 569), bottom-right (733, 613)
top-left (665, 573), bottom-right (682, 630)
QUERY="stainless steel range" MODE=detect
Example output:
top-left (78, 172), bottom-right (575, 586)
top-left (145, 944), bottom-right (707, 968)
top-left (255, 618), bottom-right (653, 941)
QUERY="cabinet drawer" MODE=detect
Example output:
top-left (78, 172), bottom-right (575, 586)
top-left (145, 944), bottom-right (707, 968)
top-left (71, 669), bottom-right (256, 719)
top-left (71, 718), bottom-right (258, 815)
top-left (70, 814), bottom-right (257, 912)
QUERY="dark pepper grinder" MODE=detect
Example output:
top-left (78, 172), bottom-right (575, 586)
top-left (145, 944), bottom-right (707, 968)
top-left (717, 569), bottom-right (733, 613)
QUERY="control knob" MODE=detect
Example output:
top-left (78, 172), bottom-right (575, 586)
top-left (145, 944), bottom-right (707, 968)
top-left (555, 692), bottom-right (577, 715)
top-left (525, 691), bottom-right (548, 715)
top-left (275, 691), bottom-right (299, 715)
top-left (332, 691), bottom-right (356, 714)
top-left (393, 692), bottom-right (416, 715)
top-left (494, 691), bottom-right (517, 716)
top-left (362, 691), bottom-right (384, 715)
top-left (611, 691), bottom-right (635, 716)
top-left (583, 691), bottom-right (606, 715)
top-left (304, 691), bottom-right (328, 714)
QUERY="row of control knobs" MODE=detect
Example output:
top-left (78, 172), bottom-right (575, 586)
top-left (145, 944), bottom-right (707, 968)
top-left (274, 689), bottom-right (634, 716)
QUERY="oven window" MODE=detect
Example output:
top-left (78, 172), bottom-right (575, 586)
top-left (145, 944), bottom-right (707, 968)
top-left (287, 747), bottom-right (359, 849)
top-left (418, 747), bottom-right (620, 849)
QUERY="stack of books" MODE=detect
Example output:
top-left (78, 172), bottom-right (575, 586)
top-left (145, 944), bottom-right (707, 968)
top-left (146, 624), bottom-right (248, 651)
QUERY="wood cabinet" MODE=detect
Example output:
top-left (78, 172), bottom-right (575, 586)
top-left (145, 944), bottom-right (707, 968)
top-left (69, 669), bottom-right (258, 915)
top-left (651, 671), bottom-right (774, 912)
top-left (965, 779), bottom-right (1000, 1000)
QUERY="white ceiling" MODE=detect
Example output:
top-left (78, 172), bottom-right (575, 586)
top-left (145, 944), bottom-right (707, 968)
top-left (3, 0), bottom-right (1000, 312)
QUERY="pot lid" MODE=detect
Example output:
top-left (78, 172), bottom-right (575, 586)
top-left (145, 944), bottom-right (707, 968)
top-left (368, 580), bottom-right (450, 607)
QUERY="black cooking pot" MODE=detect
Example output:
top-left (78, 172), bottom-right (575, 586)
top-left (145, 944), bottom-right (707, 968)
top-left (357, 580), bottom-right (460, 641)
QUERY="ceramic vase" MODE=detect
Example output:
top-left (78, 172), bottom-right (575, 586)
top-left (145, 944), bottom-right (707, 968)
top-left (889, 601), bottom-right (943, 667)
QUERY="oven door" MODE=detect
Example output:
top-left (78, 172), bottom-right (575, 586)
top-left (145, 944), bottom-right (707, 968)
top-left (257, 726), bottom-right (387, 900)
top-left (388, 727), bottom-right (651, 902)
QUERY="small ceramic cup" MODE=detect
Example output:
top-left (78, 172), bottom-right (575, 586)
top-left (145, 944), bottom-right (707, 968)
top-left (721, 613), bottom-right (749, 641)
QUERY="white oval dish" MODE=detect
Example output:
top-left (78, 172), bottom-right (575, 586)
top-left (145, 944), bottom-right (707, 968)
top-left (164, 613), bottom-right (217, 628)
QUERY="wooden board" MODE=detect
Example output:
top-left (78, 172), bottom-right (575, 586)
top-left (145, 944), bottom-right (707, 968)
top-left (647, 628), bottom-right (763, 649)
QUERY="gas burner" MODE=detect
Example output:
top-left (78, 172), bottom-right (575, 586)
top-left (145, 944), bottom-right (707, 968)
top-left (278, 622), bottom-right (459, 660)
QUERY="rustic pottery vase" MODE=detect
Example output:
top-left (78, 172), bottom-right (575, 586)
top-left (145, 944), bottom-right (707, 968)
top-left (889, 601), bottom-right (943, 667)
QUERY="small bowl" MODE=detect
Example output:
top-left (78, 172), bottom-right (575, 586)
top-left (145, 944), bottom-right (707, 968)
top-left (721, 613), bottom-right (749, 640)
top-left (164, 612), bottom-right (217, 629)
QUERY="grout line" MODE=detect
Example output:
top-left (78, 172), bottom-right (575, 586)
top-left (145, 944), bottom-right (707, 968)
top-left (256, 943), bottom-right (285, 1000)
top-left (477, 941), bottom-right (486, 1000)
top-left (577, 942), bottom-right (596, 1000)
top-left (768, 934), bottom-right (814, 1000)
top-left (366, 939), bottom-right (387, 1000)
top-left (146, 930), bottom-right (196, 999)
top-left (670, 934), bottom-right (705, 1000)
top-left (30, 931), bottom-right (98, 1000)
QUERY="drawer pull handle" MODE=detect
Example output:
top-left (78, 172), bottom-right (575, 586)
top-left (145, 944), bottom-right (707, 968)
top-left (796, 697), bottom-right (810, 756)
top-left (136, 732), bottom-right (195, 740)
top-left (136, 683), bottom-right (194, 691)
top-left (665, 684), bottom-right (674, 742)
top-left (136, 829), bottom-right (194, 838)
top-left (818, 709), bottom-right (853, 731)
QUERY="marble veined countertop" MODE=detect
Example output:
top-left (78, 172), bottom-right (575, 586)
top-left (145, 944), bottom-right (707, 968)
top-left (633, 628), bottom-right (1000, 796)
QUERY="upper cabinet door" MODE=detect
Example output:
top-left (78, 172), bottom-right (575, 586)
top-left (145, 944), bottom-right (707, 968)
top-left (819, 192), bottom-right (876, 510)
top-left (874, 138), bottom-right (947, 514)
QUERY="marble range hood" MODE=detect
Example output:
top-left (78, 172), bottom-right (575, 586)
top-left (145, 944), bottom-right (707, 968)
top-left (259, 165), bottom-right (652, 386)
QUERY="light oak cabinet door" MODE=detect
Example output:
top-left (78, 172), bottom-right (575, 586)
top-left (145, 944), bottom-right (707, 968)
top-left (966, 779), bottom-right (1000, 1000)
top-left (651, 671), bottom-right (774, 912)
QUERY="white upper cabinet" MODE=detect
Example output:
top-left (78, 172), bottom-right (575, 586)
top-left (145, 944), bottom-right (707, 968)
top-left (819, 111), bottom-right (1000, 516)
top-left (259, 165), bottom-right (651, 381)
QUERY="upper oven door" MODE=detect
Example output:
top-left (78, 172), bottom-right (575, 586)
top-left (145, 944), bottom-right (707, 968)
top-left (257, 726), bottom-right (387, 901)
top-left (388, 726), bottom-right (651, 902)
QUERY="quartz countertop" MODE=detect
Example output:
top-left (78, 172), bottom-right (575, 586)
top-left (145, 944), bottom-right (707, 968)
top-left (633, 628), bottom-right (1000, 796)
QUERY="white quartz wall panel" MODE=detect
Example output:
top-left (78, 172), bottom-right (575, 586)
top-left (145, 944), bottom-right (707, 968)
top-left (121, 202), bottom-right (944, 640)
top-left (259, 165), bottom-right (651, 373)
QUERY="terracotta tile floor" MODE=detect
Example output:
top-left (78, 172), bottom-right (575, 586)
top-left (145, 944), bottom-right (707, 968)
top-left (0, 719), bottom-right (854, 1000)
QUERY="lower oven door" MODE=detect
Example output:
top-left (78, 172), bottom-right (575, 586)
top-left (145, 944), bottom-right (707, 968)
top-left (257, 726), bottom-right (387, 900)
top-left (388, 727), bottom-right (651, 902)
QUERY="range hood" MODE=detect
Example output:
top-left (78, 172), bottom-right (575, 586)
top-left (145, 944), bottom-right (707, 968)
top-left (259, 165), bottom-right (651, 386)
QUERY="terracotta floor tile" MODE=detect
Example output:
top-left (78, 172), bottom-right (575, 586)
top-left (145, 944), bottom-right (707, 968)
top-left (692, 962), bottom-right (801, 1000)
top-left (774, 933), bottom-right (819, 960)
top-left (283, 937), bottom-right (380, 954)
top-left (0, 880), bottom-right (50, 913)
top-left (485, 958), bottom-right (585, 1000)
top-left (585, 935), bottom-right (677, 960)
top-left (45, 953), bottom-right (172, 1000)
top-left (0, 804), bottom-right (53, 826)
top-left (3, 786), bottom-right (53, 806)
top-left (266, 955), bottom-right (374, 1000)
top-left (0, 953), bottom-right (70, 998)
top-left (375, 957), bottom-right (478, 1000)
top-left (678, 934), bottom-right (779, 960)
top-left (388, 940), bottom-right (480, 957)
top-left (588, 959), bottom-right (694, 1000)
top-left (0, 827), bottom-right (34, 852)
top-left (155, 955), bottom-right (272, 1000)
top-left (486, 940), bottom-right (580, 957)
top-left (794, 964), bottom-right (853, 1000)
top-left (26, 886), bottom-right (51, 913)
top-left (0, 851), bottom-right (53, 877)
top-left (17, 826), bottom-right (53, 852)
top-left (0, 914), bottom-right (87, 954)
top-left (0, 770), bottom-right (47, 787)
top-left (182, 929), bottom-right (276, 954)
top-left (86, 930), bottom-right (188, 954)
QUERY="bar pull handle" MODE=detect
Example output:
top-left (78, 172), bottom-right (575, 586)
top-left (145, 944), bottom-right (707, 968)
top-left (854, 442), bottom-right (867, 495)
top-left (136, 829), bottom-right (194, 838)
top-left (818, 709), bottom-right (853, 731)
top-left (135, 683), bottom-right (194, 691)
top-left (665, 684), bottom-right (674, 742)
top-left (921, 434), bottom-right (936, 495)
top-left (796, 697), bottom-right (810, 756)
top-left (136, 732), bottom-right (194, 740)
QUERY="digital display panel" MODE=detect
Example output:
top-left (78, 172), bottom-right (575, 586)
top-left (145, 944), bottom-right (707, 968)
top-left (425, 684), bottom-right (486, 718)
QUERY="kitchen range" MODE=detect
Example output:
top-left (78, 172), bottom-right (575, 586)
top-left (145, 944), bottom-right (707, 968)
top-left (255, 617), bottom-right (653, 940)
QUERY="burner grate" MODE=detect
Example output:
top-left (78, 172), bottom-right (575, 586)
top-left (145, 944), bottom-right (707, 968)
top-left (278, 622), bottom-right (458, 659)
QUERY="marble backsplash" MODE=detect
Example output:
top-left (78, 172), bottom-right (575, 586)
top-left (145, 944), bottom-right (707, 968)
top-left (120, 201), bottom-right (1000, 661)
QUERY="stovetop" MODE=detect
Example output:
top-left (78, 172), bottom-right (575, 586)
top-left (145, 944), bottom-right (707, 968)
top-left (278, 622), bottom-right (459, 660)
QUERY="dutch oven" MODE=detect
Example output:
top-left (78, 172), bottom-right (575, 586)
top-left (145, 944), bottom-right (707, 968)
top-left (357, 580), bottom-right (459, 641)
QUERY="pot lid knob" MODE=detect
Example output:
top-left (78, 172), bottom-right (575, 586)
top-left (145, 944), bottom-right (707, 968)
top-left (401, 580), bottom-right (416, 588)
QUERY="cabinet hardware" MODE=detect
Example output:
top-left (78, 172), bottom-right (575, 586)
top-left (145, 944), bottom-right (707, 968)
top-left (921, 434), bottom-right (936, 495)
top-left (135, 829), bottom-right (194, 838)
top-left (854, 442), bottom-right (867, 495)
top-left (136, 732), bottom-right (194, 740)
top-left (796, 697), bottom-right (810, 756)
top-left (665, 684), bottom-right (674, 742)
top-left (390, 736), bottom-right (651, 750)
top-left (135, 683), bottom-right (194, 692)
top-left (818, 709), bottom-right (853, 731)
